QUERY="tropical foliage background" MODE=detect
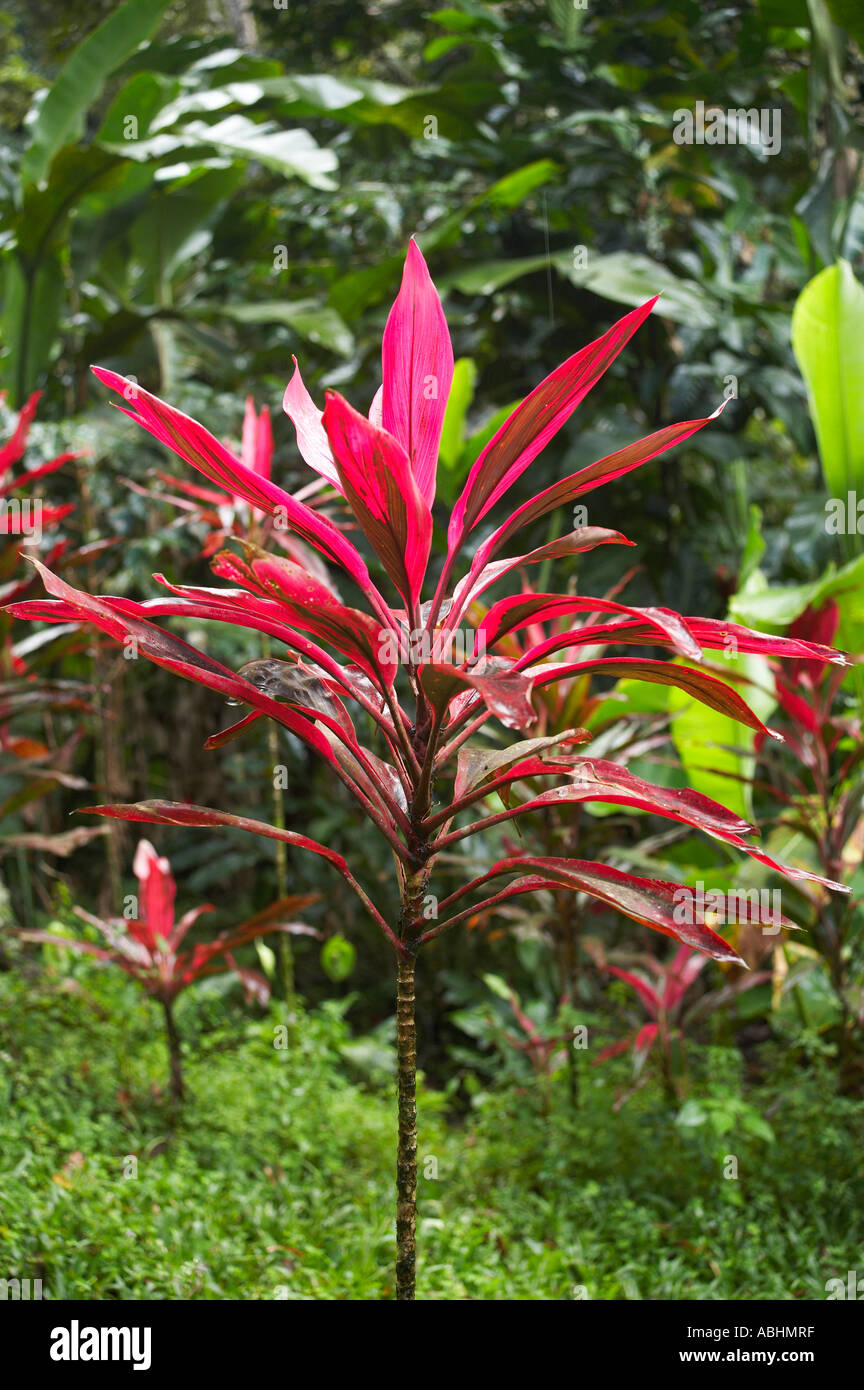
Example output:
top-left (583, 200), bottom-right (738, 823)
top-left (1, 0), bottom-right (863, 1300)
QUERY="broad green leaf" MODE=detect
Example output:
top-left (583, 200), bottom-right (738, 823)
top-left (486, 159), bottom-right (560, 210)
top-left (2, 146), bottom-right (129, 400)
top-left (196, 300), bottom-right (354, 357)
top-left (21, 0), bottom-right (173, 189)
top-left (96, 71), bottom-right (179, 143)
top-left (558, 251), bottom-right (718, 326)
top-left (0, 253), bottom-right (63, 400)
top-left (444, 254), bottom-right (550, 296)
top-left (482, 972), bottom-right (514, 1003)
top-left (103, 115), bottom-right (338, 189)
top-left (149, 82), bottom-right (266, 131)
top-left (444, 250), bottom-right (717, 325)
top-left (792, 259), bottom-right (864, 512)
top-left (730, 552), bottom-right (864, 629)
top-left (127, 167), bottom-right (242, 296)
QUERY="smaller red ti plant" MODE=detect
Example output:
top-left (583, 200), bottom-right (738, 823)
top-left (123, 395), bottom-right (333, 574)
top-left (757, 601), bottom-right (864, 1076)
top-left (21, 839), bottom-right (319, 1101)
top-left (0, 393), bottom-right (99, 852)
top-left (595, 945), bottom-right (769, 1103)
top-left (124, 396), bottom-right (332, 1004)
top-left (494, 984), bottom-right (577, 1115)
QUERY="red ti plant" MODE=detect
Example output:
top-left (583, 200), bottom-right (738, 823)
top-left (595, 945), bottom-right (769, 1104)
top-left (10, 241), bottom-right (851, 1298)
top-left (756, 600), bottom-right (864, 1078)
top-left (20, 838), bottom-right (319, 1101)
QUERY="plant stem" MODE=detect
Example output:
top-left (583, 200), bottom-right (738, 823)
top-left (395, 949), bottom-right (417, 1300)
top-left (161, 998), bottom-right (185, 1104)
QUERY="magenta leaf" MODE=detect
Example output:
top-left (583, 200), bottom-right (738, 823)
top-left (460, 407), bottom-right (725, 587)
top-left (381, 237), bottom-right (454, 507)
top-left (479, 592), bottom-right (702, 660)
top-left (323, 391), bottom-right (432, 611)
top-left (28, 561), bottom-right (336, 762)
top-left (526, 657), bottom-right (782, 738)
top-left (91, 367), bottom-right (379, 599)
top-left (282, 357), bottom-right (343, 491)
top-left (447, 296), bottom-right (659, 551)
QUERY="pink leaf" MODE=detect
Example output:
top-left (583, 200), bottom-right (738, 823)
top-left (91, 367), bottom-right (378, 599)
top-left (381, 238), bottom-right (454, 506)
top-left (209, 549), bottom-right (398, 689)
top-left (27, 561), bottom-right (335, 763)
top-left (323, 391), bottom-right (432, 610)
top-left (282, 358), bottom-right (343, 491)
top-left (479, 592), bottom-right (702, 661)
top-left (450, 526), bottom-right (633, 617)
top-left (633, 1021), bottom-right (660, 1056)
top-left (447, 297), bottom-right (658, 551)
top-left (607, 966), bottom-right (660, 1017)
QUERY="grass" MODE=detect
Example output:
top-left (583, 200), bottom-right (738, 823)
top-left (1, 960), bottom-right (862, 1300)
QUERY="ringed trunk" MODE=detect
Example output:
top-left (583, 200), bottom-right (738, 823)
top-left (395, 949), bottom-right (417, 1299)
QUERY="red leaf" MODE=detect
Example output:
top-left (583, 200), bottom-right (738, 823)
top-left (479, 592), bottom-right (702, 660)
top-left (787, 601), bottom-right (842, 685)
top-left (381, 238), bottom-right (454, 506)
top-left (521, 614), bottom-right (849, 669)
top-left (91, 367), bottom-right (378, 599)
top-left (447, 297), bottom-right (658, 551)
top-left (27, 562), bottom-right (335, 762)
top-left (527, 657), bottom-right (781, 738)
top-left (209, 549), bottom-right (397, 689)
top-left (450, 526), bottom-right (633, 618)
top-left (76, 801), bottom-right (400, 952)
top-left (428, 857), bottom-right (745, 962)
top-left (607, 966), bottom-right (660, 1016)
top-left (322, 391), bottom-right (432, 610)
top-left (633, 1021), bottom-right (660, 1055)
top-left (458, 407), bottom-right (724, 585)
top-left (0, 391), bottom-right (40, 471)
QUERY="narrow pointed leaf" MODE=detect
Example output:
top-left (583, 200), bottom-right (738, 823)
top-left (323, 391), bottom-right (432, 609)
top-left (527, 657), bottom-right (781, 738)
top-left (28, 561), bottom-right (335, 761)
top-left (480, 592), bottom-right (702, 660)
top-left (461, 407), bottom-right (724, 585)
top-left (381, 238), bottom-right (454, 506)
top-left (450, 527), bottom-right (633, 616)
top-left (448, 297), bottom-right (658, 550)
top-left (91, 367), bottom-right (377, 596)
top-left (282, 357), bottom-right (343, 490)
